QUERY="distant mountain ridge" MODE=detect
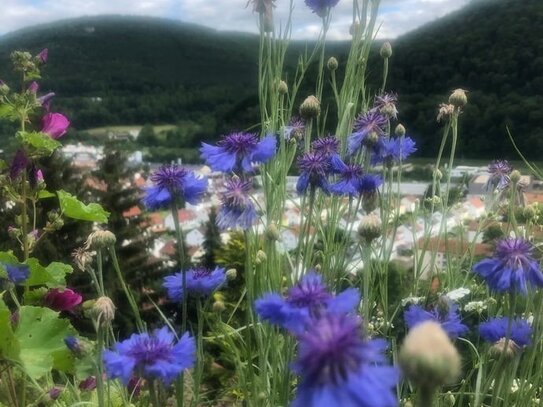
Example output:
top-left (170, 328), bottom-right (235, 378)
top-left (0, 0), bottom-right (542, 159)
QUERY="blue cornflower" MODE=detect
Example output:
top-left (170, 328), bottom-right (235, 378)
top-left (143, 165), bottom-right (207, 210)
top-left (374, 93), bottom-right (398, 119)
top-left (485, 160), bottom-right (512, 191)
top-left (200, 132), bottom-right (276, 173)
top-left (292, 312), bottom-right (399, 407)
top-left (479, 317), bottom-right (532, 353)
top-left (255, 271), bottom-right (359, 333)
top-left (404, 301), bottom-right (468, 339)
top-left (283, 118), bottom-right (305, 141)
top-left (374, 136), bottom-right (417, 165)
top-left (5, 264), bottom-right (29, 285)
top-left (103, 327), bottom-right (195, 385)
top-left (311, 136), bottom-right (340, 157)
top-left (473, 238), bottom-right (543, 295)
top-left (304, 0), bottom-right (341, 17)
top-left (217, 177), bottom-right (257, 230)
top-left (329, 155), bottom-right (365, 196)
top-left (296, 152), bottom-right (331, 194)
top-left (348, 110), bottom-right (388, 155)
top-left (358, 174), bottom-right (383, 196)
top-left (163, 267), bottom-right (226, 303)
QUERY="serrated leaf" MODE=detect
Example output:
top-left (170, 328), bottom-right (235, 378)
top-left (15, 306), bottom-right (75, 379)
top-left (17, 131), bottom-right (61, 156)
top-left (57, 190), bottom-right (109, 223)
top-left (24, 258), bottom-right (52, 287)
top-left (46, 262), bottom-right (73, 287)
top-left (38, 190), bottom-right (56, 199)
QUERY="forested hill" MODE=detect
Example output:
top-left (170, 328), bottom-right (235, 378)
top-left (1, 0), bottom-right (542, 160)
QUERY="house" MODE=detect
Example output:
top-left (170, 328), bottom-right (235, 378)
top-left (186, 228), bottom-right (205, 248)
top-left (164, 209), bottom-right (200, 231)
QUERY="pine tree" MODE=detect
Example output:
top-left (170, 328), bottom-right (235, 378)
top-left (202, 206), bottom-right (222, 268)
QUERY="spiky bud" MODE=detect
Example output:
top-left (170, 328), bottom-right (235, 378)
top-left (85, 230), bottom-right (116, 250)
top-left (358, 213), bottom-right (382, 244)
top-left (380, 42), bottom-right (392, 59)
top-left (327, 56), bottom-right (338, 71)
top-left (395, 124), bottom-right (406, 137)
top-left (399, 321), bottom-right (461, 390)
top-left (266, 223), bottom-right (281, 241)
top-left (448, 89), bottom-right (468, 108)
top-left (299, 95), bottom-right (320, 119)
top-left (510, 170), bottom-right (521, 184)
top-left (91, 296), bottom-right (116, 326)
top-left (277, 80), bottom-right (288, 95)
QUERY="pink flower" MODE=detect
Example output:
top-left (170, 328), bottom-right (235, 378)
top-left (37, 48), bottom-right (48, 64)
top-left (41, 113), bottom-right (70, 139)
top-left (44, 288), bottom-right (82, 312)
top-left (28, 81), bottom-right (39, 93)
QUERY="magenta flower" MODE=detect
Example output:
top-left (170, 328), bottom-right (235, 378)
top-left (37, 48), bottom-right (48, 64)
top-left (41, 113), bottom-right (70, 139)
top-left (44, 288), bottom-right (82, 312)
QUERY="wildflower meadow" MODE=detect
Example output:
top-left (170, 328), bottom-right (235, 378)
top-left (1, 0), bottom-right (543, 406)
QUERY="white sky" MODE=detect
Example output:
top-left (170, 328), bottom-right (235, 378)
top-left (0, 0), bottom-right (471, 40)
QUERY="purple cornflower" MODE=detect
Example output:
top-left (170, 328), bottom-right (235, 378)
top-left (103, 327), bottom-right (195, 385)
top-left (163, 266), bottom-right (226, 303)
top-left (404, 301), bottom-right (468, 339)
top-left (5, 264), bottom-right (30, 285)
top-left (485, 160), bottom-right (513, 191)
top-left (255, 271), bottom-right (359, 333)
top-left (374, 93), bottom-right (398, 119)
top-left (349, 110), bottom-right (388, 155)
top-left (200, 132), bottom-right (276, 173)
top-left (329, 155), bottom-right (365, 196)
top-left (9, 150), bottom-right (28, 179)
top-left (374, 136), bottom-right (417, 165)
top-left (284, 118), bottom-right (305, 141)
top-left (143, 165), bottom-right (207, 210)
top-left (479, 317), bottom-right (532, 351)
top-left (473, 238), bottom-right (543, 294)
top-left (296, 152), bottom-right (331, 194)
top-left (217, 177), bottom-right (257, 230)
top-left (304, 0), bottom-right (341, 17)
top-left (292, 312), bottom-right (399, 407)
top-left (311, 136), bottom-right (339, 156)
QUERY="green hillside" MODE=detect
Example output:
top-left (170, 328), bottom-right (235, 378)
top-left (1, 0), bottom-right (542, 160)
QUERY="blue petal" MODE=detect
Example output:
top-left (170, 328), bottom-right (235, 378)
top-left (182, 173), bottom-right (208, 205)
top-left (143, 186), bottom-right (171, 210)
top-left (327, 288), bottom-right (360, 314)
top-left (251, 135), bottom-right (277, 163)
top-left (200, 143), bottom-right (237, 173)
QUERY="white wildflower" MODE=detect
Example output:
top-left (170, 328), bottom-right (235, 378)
top-left (445, 287), bottom-right (470, 301)
top-left (464, 301), bottom-right (487, 313)
top-left (401, 296), bottom-right (425, 307)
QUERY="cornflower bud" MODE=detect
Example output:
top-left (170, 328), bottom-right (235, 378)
top-left (0, 80), bottom-right (9, 95)
top-left (266, 223), bottom-right (281, 241)
top-left (358, 213), bottom-right (382, 244)
top-left (91, 296), bottom-right (116, 326)
top-left (327, 56), bottom-right (338, 71)
top-left (85, 230), bottom-right (116, 250)
top-left (212, 300), bottom-right (226, 313)
top-left (255, 250), bottom-right (267, 264)
top-left (510, 170), bottom-right (521, 184)
top-left (226, 268), bottom-right (237, 280)
top-left (277, 80), bottom-right (288, 95)
top-left (395, 124), bottom-right (406, 137)
top-left (299, 95), bottom-right (320, 119)
top-left (380, 41), bottom-right (392, 58)
top-left (449, 88), bottom-right (468, 108)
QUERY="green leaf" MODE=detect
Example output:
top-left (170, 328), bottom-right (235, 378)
top-left (57, 190), bottom-right (109, 223)
top-left (24, 258), bottom-right (52, 287)
top-left (38, 190), bottom-right (56, 199)
top-left (15, 306), bottom-right (75, 379)
top-left (0, 300), bottom-right (19, 361)
top-left (17, 131), bottom-right (62, 156)
top-left (45, 262), bottom-right (73, 287)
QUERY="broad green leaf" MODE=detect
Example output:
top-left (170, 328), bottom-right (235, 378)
top-left (0, 299), bottom-right (19, 361)
top-left (15, 306), bottom-right (75, 379)
top-left (57, 190), bottom-right (109, 223)
top-left (38, 190), bottom-right (56, 199)
top-left (24, 258), bottom-right (52, 287)
top-left (17, 131), bottom-right (61, 156)
top-left (45, 262), bottom-right (73, 287)
top-left (52, 348), bottom-right (75, 374)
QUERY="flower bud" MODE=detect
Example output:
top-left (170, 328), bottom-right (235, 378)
top-left (226, 268), bottom-right (237, 280)
top-left (399, 321), bottom-right (461, 389)
top-left (91, 296), bottom-right (116, 326)
top-left (394, 124), bottom-right (406, 137)
top-left (79, 376), bottom-right (97, 391)
top-left (358, 213), bottom-right (382, 244)
top-left (48, 387), bottom-right (62, 401)
top-left (299, 95), bottom-right (320, 119)
top-left (212, 300), bottom-right (226, 313)
top-left (277, 80), bottom-right (288, 95)
top-left (380, 41), bottom-right (392, 58)
top-left (510, 170), bottom-right (521, 184)
top-left (255, 250), bottom-right (267, 265)
top-left (524, 205), bottom-right (537, 221)
top-left (85, 230), bottom-right (116, 250)
top-left (266, 223), bottom-right (281, 241)
top-left (444, 392), bottom-right (455, 407)
top-left (448, 88), bottom-right (468, 108)
top-left (433, 169), bottom-right (443, 180)
top-left (327, 56), bottom-right (338, 71)
top-left (491, 337), bottom-right (521, 358)
top-left (0, 80), bottom-right (10, 95)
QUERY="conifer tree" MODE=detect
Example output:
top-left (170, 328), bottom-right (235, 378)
top-left (202, 206), bottom-right (222, 268)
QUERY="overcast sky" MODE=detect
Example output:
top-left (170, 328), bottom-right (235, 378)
top-left (1, 0), bottom-right (471, 40)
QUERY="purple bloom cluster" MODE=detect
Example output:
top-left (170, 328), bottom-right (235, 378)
top-left (304, 0), bottom-right (341, 17)
top-left (103, 327), bottom-right (195, 385)
top-left (404, 301), bottom-right (468, 339)
top-left (479, 317), bottom-right (532, 348)
top-left (473, 237), bottom-right (543, 295)
top-left (297, 152), bottom-right (332, 194)
top-left (201, 132), bottom-right (276, 173)
top-left (217, 177), bottom-right (257, 230)
top-left (143, 164), bottom-right (207, 210)
top-left (312, 136), bottom-right (340, 156)
top-left (163, 266), bottom-right (226, 303)
top-left (283, 118), bottom-right (305, 141)
top-left (256, 272), bottom-right (398, 406)
top-left (374, 93), bottom-right (399, 119)
top-left (349, 110), bottom-right (388, 155)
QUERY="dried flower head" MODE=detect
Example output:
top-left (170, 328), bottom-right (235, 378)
top-left (85, 230), bottom-right (116, 250)
top-left (92, 296), bottom-right (116, 326)
top-left (437, 104), bottom-right (455, 123)
top-left (72, 247), bottom-right (94, 272)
